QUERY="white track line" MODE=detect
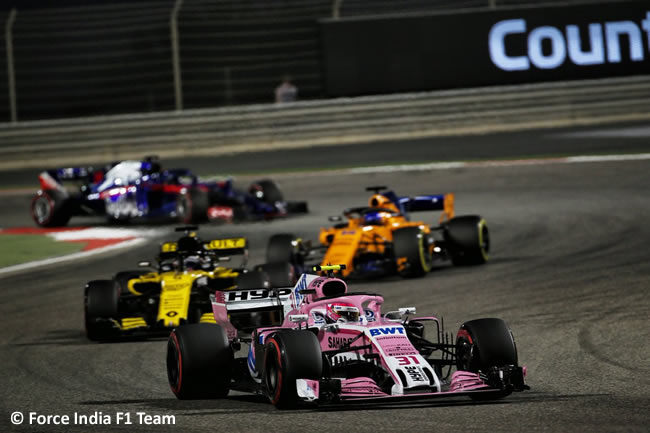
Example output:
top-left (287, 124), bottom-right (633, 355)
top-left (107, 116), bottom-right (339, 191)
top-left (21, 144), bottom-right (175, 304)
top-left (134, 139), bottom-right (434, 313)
top-left (47, 227), bottom-right (163, 241)
top-left (347, 153), bottom-right (650, 174)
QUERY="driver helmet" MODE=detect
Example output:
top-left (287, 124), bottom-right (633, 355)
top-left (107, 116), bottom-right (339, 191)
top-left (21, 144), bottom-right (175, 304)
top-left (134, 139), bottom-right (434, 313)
top-left (183, 255), bottom-right (201, 271)
top-left (326, 302), bottom-right (360, 323)
top-left (199, 255), bottom-right (213, 270)
top-left (160, 257), bottom-right (180, 272)
top-left (363, 211), bottom-right (385, 226)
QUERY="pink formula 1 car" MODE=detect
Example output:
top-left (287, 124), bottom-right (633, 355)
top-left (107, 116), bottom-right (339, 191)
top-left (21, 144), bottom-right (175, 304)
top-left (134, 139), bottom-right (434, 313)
top-left (166, 265), bottom-right (528, 408)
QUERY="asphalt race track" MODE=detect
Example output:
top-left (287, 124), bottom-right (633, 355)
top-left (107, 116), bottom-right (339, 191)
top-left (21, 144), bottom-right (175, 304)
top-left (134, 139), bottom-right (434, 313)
top-left (1, 127), bottom-right (649, 432)
top-left (2, 120), bottom-right (650, 188)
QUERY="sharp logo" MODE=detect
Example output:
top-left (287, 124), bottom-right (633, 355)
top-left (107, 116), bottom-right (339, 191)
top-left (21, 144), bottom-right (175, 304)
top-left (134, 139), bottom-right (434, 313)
top-left (226, 288), bottom-right (291, 302)
top-left (369, 327), bottom-right (405, 337)
top-left (489, 12), bottom-right (650, 70)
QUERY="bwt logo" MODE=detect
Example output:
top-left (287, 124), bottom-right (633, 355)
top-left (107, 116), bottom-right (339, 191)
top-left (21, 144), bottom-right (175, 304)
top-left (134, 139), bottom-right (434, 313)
top-left (369, 327), bottom-right (405, 336)
top-left (489, 12), bottom-right (650, 70)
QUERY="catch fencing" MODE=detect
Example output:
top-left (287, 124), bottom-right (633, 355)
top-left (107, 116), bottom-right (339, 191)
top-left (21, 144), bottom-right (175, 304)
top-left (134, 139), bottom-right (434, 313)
top-left (0, 0), bottom-right (631, 122)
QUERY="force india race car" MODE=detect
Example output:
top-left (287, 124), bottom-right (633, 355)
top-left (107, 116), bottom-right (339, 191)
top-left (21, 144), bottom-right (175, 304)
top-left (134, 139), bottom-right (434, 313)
top-left (84, 227), bottom-right (296, 341)
top-left (166, 265), bottom-right (527, 408)
top-left (265, 186), bottom-right (489, 279)
top-left (31, 157), bottom-right (308, 227)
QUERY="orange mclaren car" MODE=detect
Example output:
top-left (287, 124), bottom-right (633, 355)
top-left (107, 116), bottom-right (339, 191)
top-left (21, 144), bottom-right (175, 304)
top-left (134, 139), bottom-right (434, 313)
top-left (265, 186), bottom-right (489, 278)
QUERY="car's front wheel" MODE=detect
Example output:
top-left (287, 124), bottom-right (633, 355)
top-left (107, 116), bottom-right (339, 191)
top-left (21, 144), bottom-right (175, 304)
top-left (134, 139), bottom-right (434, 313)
top-left (456, 318), bottom-right (518, 399)
top-left (84, 280), bottom-right (119, 341)
top-left (264, 330), bottom-right (322, 409)
top-left (393, 226), bottom-right (432, 278)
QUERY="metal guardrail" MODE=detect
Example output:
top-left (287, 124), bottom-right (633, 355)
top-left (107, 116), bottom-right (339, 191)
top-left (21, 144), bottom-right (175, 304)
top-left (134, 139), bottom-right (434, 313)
top-left (0, 75), bottom-right (649, 170)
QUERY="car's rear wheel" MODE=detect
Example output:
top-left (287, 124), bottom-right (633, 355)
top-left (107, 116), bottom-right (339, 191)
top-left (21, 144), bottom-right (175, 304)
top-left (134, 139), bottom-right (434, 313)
top-left (251, 179), bottom-right (284, 204)
top-left (266, 233), bottom-right (301, 266)
top-left (31, 190), bottom-right (72, 227)
top-left (286, 201), bottom-right (309, 214)
top-left (444, 215), bottom-right (489, 266)
top-left (236, 270), bottom-right (271, 290)
top-left (393, 226), bottom-right (432, 278)
top-left (167, 323), bottom-right (233, 399)
top-left (177, 188), bottom-right (208, 224)
top-left (264, 330), bottom-right (322, 409)
top-left (84, 280), bottom-right (119, 341)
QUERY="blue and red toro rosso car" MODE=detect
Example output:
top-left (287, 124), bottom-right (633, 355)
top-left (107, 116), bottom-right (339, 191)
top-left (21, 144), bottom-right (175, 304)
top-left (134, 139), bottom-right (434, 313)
top-left (166, 265), bottom-right (528, 408)
top-left (30, 158), bottom-right (308, 227)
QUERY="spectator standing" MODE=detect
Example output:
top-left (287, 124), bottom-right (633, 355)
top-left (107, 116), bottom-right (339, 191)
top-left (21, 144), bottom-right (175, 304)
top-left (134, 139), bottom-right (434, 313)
top-left (275, 75), bottom-right (298, 103)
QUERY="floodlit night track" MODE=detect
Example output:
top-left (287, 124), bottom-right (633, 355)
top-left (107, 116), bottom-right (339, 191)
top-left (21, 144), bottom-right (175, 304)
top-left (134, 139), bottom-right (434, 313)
top-left (1, 126), bottom-right (649, 432)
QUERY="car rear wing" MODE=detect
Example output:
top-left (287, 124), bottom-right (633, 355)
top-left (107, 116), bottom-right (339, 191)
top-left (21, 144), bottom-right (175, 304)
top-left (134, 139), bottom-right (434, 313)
top-left (399, 193), bottom-right (454, 222)
top-left (221, 287), bottom-right (292, 311)
top-left (159, 237), bottom-right (248, 256)
top-left (204, 237), bottom-right (248, 256)
top-left (38, 167), bottom-right (97, 192)
top-left (210, 286), bottom-right (293, 335)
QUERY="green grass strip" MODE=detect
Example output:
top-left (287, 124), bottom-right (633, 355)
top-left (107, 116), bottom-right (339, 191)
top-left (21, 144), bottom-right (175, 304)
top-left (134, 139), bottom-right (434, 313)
top-left (0, 234), bottom-right (85, 268)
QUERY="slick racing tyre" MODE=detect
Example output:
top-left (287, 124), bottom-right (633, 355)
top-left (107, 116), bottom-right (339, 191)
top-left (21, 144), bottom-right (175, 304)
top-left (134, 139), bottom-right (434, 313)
top-left (84, 280), bottom-right (120, 341)
top-left (256, 262), bottom-right (297, 288)
top-left (113, 270), bottom-right (149, 293)
top-left (177, 188), bottom-right (208, 224)
top-left (286, 201), bottom-right (309, 214)
top-left (456, 318), bottom-right (517, 373)
top-left (250, 179), bottom-right (284, 204)
top-left (456, 318), bottom-right (518, 400)
top-left (167, 323), bottom-right (233, 399)
top-left (30, 190), bottom-right (72, 227)
top-left (393, 226), bottom-right (432, 278)
top-left (264, 330), bottom-right (322, 409)
top-left (444, 215), bottom-right (489, 266)
top-left (236, 270), bottom-right (271, 290)
top-left (266, 233), bottom-right (302, 267)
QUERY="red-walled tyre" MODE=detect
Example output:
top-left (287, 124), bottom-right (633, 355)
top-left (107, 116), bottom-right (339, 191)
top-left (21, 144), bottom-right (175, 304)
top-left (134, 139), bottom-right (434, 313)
top-left (263, 330), bottom-right (322, 409)
top-left (167, 323), bottom-right (233, 400)
top-left (31, 190), bottom-right (71, 227)
top-left (456, 318), bottom-right (518, 400)
top-left (177, 188), bottom-right (208, 224)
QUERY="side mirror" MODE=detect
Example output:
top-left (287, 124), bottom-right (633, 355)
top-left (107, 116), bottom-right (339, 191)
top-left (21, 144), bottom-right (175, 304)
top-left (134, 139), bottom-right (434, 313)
top-left (138, 261), bottom-right (151, 267)
top-left (384, 307), bottom-right (416, 322)
top-left (288, 314), bottom-right (309, 324)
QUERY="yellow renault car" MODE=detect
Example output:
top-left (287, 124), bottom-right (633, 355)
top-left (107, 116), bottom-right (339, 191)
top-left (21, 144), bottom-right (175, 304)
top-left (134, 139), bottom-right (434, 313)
top-left (84, 227), bottom-right (294, 341)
